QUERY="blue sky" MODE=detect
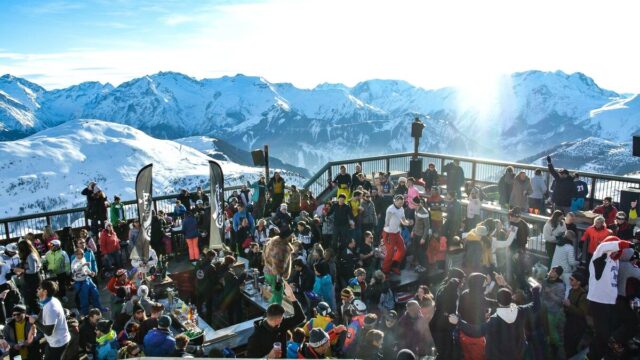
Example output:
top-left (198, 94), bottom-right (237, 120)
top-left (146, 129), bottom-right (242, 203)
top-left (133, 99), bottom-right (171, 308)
top-left (1, 0), bottom-right (639, 93)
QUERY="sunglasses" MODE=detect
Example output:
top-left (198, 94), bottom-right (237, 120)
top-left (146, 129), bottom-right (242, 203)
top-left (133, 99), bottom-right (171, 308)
top-left (616, 217), bottom-right (626, 220)
top-left (12, 313), bottom-right (22, 317)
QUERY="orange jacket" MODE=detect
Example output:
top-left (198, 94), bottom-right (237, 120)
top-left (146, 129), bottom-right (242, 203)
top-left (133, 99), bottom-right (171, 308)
top-left (581, 225), bottom-right (613, 254)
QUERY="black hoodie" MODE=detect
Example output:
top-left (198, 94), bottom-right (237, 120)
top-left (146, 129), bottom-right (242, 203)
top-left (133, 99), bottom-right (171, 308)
top-left (245, 300), bottom-right (306, 358)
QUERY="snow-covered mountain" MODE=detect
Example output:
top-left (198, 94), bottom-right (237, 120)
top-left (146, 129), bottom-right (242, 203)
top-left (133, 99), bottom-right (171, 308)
top-left (0, 119), bottom-right (306, 217)
top-left (174, 136), bottom-right (311, 177)
top-left (1, 70), bottom-right (639, 171)
top-left (521, 137), bottom-right (640, 175)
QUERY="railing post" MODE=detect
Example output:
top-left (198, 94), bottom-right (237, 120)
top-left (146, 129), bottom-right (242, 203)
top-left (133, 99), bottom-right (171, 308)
top-left (385, 158), bottom-right (390, 173)
top-left (327, 166), bottom-right (333, 187)
top-left (471, 162), bottom-right (477, 183)
top-left (153, 199), bottom-right (158, 213)
top-left (440, 157), bottom-right (445, 171)
top-left (46, 215), bottom-right (51, 227)
top-left (589, 177), bottom-right (597, 209)
top-left (4, 222), bottom-right (9, 242)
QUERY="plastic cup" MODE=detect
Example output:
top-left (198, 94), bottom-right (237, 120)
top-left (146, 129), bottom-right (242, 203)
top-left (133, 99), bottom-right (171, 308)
top-left (529, 208), bottom-right (534, 214)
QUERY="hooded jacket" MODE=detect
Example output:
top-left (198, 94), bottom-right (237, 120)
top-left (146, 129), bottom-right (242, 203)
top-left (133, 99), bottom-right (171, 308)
top-left (459, 273), bottom-right (497, 329)
top-left (459, 288), bottom-right (541, 360)
top-left (142, 328), bottom-right (176, 357)
top-left (509, 173), bottom-right (532, 209)
top-left (530, 175), bottom-right (547, 199)
top-left (359, 199), bottom-right (377, 226)
top-left (245, 300), bottom-right (305, 358)
top-left (96, 330), bottom-right (119, 360)
top-left (412, 206), bottom-right (430, 239)
top-left (548, 163), bottom-right (575, 207)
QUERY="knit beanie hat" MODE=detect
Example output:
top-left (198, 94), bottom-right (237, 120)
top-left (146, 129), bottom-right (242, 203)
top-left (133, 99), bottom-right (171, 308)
top-left (158, 315), bottom-right (172, 328)
top-left (308, 328), bottom-right (329, 348)
top-left (133, 301), bottom-right (145, 314)
top-left (96, 319), bottom-right (113, 334)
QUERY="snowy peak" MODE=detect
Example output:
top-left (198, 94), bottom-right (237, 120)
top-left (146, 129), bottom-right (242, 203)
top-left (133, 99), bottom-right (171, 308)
top-left (0, 119), bottom-right (304, 217)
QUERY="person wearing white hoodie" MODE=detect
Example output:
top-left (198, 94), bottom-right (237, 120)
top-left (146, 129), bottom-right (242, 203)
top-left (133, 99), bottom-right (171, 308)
top-left (448, 286), bottom-right (541, 360)
top-left (586, 236), bottom-right (633, 360)
top-left (550, 230), bottom-right (580, 297)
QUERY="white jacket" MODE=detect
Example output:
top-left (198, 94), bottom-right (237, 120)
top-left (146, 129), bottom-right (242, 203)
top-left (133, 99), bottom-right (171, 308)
top-left (550, 244), bottom-right (579, 274)
top-left (543, 221), bottom-right (566, 243)
top-left (587, 240), bottom-right (630, 304)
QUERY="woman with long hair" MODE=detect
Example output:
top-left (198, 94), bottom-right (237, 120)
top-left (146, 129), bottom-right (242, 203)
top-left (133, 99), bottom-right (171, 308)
top-left (15, 240), bottom-right (42, 312)
top-left (543, 210), bottom-right (567, 262)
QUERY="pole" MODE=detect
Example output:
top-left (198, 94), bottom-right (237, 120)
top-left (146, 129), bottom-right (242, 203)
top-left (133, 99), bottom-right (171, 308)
top-left (264, 145), bottom-right (270, 184)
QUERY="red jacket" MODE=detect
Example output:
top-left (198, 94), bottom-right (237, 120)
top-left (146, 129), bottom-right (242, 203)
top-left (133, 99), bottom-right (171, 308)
top-left (106, 276), bottom-right (136, 297)
top-left (593, 205), bottom-right (618, 226)
top-left (581, 225), bottom-right (613, 254)
top-left (99, 229), bottom-right (121, 255)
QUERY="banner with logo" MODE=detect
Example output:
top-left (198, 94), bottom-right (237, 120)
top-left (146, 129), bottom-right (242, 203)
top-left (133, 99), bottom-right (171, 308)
top-left (209, 160), bottom-right (225, 249)
top-left (131, 164), bottom-right (153, 261)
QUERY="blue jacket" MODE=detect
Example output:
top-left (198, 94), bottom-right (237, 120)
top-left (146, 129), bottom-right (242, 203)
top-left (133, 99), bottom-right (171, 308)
top-left (143, 328), bottom-right (176, 357)
top-left (232, 210), bottom-right (255, 232)
top-left (182, 215), bottom-right (199, 238)
top-left (287, 340), bottom-right (302, 358)
top-left (313, 274), bottom-right (336, 310)
top-left (96, 330), bottom-right (119, 360)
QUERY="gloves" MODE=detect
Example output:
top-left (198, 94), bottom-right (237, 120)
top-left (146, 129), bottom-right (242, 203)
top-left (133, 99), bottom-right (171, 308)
top-left (546, 155), bottom-right (552, 164)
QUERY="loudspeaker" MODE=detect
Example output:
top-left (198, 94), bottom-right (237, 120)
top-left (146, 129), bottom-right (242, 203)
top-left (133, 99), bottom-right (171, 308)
top-left (251, 149), bottom-right (265, 166)
top-left (620, 188), bottom-right (640, 214)
top-left (633, 136), bottom-right (640, 157)
top-left (409, 158), bottom-right (423, 179)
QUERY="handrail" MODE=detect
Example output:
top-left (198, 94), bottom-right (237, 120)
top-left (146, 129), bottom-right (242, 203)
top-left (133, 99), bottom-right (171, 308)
top-left (4, 150), bottom-right (640, 242)
top-left (310, 151), bottom-right (640, 183)
top-left (0, 185), bottom-right (245, 241)
top-left (302, 151), bottom-right (640, 212)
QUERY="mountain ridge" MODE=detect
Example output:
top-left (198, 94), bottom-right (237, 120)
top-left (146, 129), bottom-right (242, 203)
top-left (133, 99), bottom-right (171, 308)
top-left (1, 70), bottom-right (638, 171)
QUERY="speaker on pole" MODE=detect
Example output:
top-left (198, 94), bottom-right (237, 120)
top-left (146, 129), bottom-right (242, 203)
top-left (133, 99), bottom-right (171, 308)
top-left (633, 136), bottom-right (640, 157)
top-left (251, 149), bottom-right (265, 166)
top-left (409, 158), bottom-right (423, 179)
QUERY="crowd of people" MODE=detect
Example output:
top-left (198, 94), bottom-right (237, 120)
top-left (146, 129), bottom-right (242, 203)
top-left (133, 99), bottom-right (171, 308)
top-left (0, 155), bottom-right (639, 359)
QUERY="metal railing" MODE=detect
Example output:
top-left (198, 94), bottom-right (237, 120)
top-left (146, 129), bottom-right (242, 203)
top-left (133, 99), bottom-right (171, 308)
top-left (303, 151), bottom-right (640, 206)
top-left (3, 150), bottom-right (639, 244)
top-left (0, 186), bottom-right (244, 242)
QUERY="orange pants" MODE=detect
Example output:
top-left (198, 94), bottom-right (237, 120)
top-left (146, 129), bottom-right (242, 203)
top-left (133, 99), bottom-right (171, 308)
top-left (381, 231), bottom-right (405, 274)
top-left (186, 237), bottom-right (200, 261)
top-left (459, 332), bottom-right (486, 360)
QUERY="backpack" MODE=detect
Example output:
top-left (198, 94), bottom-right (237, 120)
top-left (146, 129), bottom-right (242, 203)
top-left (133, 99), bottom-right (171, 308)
top-left (379, 288), bottom-right (397, 311)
